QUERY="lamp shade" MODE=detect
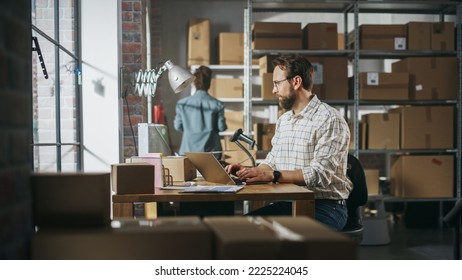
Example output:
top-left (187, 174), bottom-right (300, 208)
top-left (164, 60), bottom-right (195, 93)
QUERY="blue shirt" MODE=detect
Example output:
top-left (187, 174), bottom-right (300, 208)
top-left (174, 90), bottom-right (227, 155)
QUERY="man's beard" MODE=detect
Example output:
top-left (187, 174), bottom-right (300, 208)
top-left (279, 87), bottom-right (296, 110)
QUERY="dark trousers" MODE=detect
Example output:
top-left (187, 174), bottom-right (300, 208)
top-left (246, 200), bottom-right (348, 231)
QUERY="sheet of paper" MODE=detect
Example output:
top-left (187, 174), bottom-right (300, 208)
top-left (181, 185), bottom-right (243, 193)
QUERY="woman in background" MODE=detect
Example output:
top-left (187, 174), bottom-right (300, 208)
top-left (174, 65), bottom-right (227, 157)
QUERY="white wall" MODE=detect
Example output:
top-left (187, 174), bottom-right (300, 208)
top-left (81, 0), bottom-right (121, 171)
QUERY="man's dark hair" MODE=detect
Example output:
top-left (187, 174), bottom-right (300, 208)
top-left (193, 65), bottom-right (212, 90)
top-left (272, 55), bottom-right (314, 90)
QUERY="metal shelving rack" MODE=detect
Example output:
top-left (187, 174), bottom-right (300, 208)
top-left (243, 0), bottom-right (462, 201)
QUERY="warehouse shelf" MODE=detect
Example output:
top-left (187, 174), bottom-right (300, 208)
top-left (356, 149), bottom-right (458, 155)
top-left (244, 0), bottom-right (462, 200)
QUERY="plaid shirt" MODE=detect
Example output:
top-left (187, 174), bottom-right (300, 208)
top-left (261, 95), bottom-right (352, 200)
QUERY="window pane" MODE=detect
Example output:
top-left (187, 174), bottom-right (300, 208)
top-left (32, 0), bottom-right (56, 41)
top-left (33, 146), bottom-right (57, 172)
top-left (61, 145), bottom-right (78, 172)
top-left (59, 0), bottom-right (76, 55)
top-left (33, 37), bottom-right (57, 145)
top-left (59, 51), bottom-right (78, 144)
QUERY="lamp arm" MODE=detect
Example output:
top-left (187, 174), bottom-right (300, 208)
top-left (234, 140), bottom-right (256, 167)
top-left (134, 63), bottom-right (168, 98)
top-left (150, 64), bottom-right (167, 98)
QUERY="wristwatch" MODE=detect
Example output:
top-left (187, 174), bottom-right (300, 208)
top-left (272, 170), bottom-right (281, 183)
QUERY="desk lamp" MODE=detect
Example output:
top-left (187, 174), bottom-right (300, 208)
top-left (134, 60), bottom-right (195, 156)
top-left (230, 128), bottom-right (256, 167)
top-left (134, 60), bottom-right (195, 98)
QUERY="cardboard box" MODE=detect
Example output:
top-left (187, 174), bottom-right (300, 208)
top-left (252, 21), bottom-right (301, 37)
top-left (261, 72), bottom-right (275, 100)
top-left (127, 155), bottom-right (163, 189)
top-left (203, 216), bottom-right (283, 259)
top-left (364, 112), bottom-right (400, 149)
top-left (222, 149), bottom-right (255, 167)
top-left (204, 216), bottom-right (356, 260)
top-left (162, 156), bottom-right (196, 183)
top-left (303, 23), bottom-right (338, 50)
top-left (391, 155), bottom-right (454, 198)
top-left (389, 106), bottom-right (454, 149)
top-left (431, 21), bottom-right (454, 51)
top-left (356, 72), bottom-right (409, 100)
top-left (364, 169), bottom-right (380, 195)
top-left (188, 18), bottom-right (210, 67)
top-left (252, 22), bottom-right (302, 50)
top-left (252, 37), bottom-right (302, 50)
top-left (391, 57), bottom-right (458, 100)
top-left (407, 22), bottom-right (432, 50)
top-left (349, 24), bottom-right (407, 50)
top-left (219, 32), bottom-right (244, 65)
top-left (32, 217), bottom-right (213, 260)
top-left (32, 173), bottom-right (111, 228)
top-left (268, 216), bottom-right (356, 259)
top-left (253, 123), bottom-right (275, 150)
top-left (111, 163), bottom-right (155, 194)
top-left (224, 109), bottom-right (243, 132)
top-left (348, 122), bottom-right (366, 150)
top-left (209, 78), bottom-right (242, 98)
top-left (307, 56), bottom-right (349, 100)
top-left (338, 32), bottom-right (345, 50)
top-left (259, 55), bottom-right (278, 75)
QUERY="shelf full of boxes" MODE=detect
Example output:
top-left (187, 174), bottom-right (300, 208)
top-left (243, 0), bottom-right (461, 205)
top-left (187, 18), bottom-right (278, 165)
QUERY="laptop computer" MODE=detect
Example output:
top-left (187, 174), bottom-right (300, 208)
top-left (185, 152), bottom-right (244, 185)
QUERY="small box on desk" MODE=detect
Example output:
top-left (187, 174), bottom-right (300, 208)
top-left (111, 163), bottom-right (155, 194)
top-left (32, 173), bottom-right (111, 228)
top-left (162, 156), bottom-right (197, 183)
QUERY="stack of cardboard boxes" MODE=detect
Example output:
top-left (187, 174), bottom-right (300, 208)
top-left (31, 174), bottom-right (357, 259)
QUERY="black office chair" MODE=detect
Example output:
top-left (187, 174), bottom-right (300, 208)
top-left (340, 154), bottom-right (368, 243)
top-left (443, 198), bottom-right (462, 260)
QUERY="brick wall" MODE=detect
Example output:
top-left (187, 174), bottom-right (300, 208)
top-left (121, 0), bottom-right (162, 160)
top-left (0, 0), bottom-right (34, 259)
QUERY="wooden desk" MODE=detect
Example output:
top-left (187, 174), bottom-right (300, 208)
top-left (112, 183), bottom-right (315, 218)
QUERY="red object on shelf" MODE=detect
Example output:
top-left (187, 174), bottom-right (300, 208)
top-left (152, 105), bottom-right (165, 124)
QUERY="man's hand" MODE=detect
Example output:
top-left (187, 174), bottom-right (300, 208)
top-left (236, 167), bottom-right (273, 183)
top-left (224, 163), bottom-right (245, 175)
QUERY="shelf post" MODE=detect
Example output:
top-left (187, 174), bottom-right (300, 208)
top-left (243, 0), bottom-right (253, 135)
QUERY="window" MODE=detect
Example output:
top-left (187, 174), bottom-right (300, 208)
top-left (31, 0), bottom-right (81, 171)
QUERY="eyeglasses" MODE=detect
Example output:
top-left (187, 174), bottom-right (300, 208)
top-left (273, 78), bottom-right (289, 91)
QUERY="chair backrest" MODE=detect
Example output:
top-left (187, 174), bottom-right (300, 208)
top-left (346, 154), bottom-right (368, 219)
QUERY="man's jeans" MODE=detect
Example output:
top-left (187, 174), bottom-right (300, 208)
top-left (246, 199), bottom-right (348, 231)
